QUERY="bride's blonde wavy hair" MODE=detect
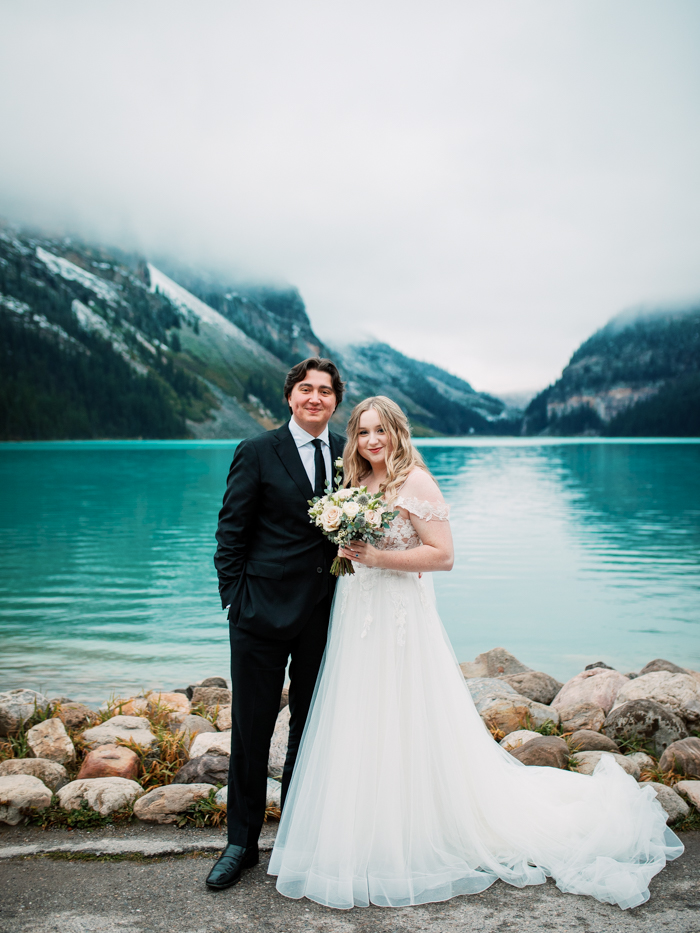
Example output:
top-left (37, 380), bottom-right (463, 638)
top-left (343, 396), bottom-right (429, 503)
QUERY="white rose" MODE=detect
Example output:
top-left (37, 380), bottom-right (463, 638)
top-left (337, 488), bottom-right (353, 500)
top-left (364, 509), bottom-right (381, 527)
top-left (334, 458), bottom-right (344, 469)
top-left (321, 505), bottom-right (343, 532)
top-left (342, 501), bottom-right (360, 518)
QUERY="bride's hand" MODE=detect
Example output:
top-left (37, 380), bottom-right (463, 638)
top-left (340, 540), bottom-right (382, 568)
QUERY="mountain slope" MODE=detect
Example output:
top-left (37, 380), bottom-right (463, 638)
top-left (0, 221), bottom-right (516, 440)
top-left (523, 304), bottom-right (700, 436)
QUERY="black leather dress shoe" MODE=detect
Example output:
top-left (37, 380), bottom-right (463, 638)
top-left (205, 843), bottom-right (259, 890)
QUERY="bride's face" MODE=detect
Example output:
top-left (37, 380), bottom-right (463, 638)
top-left (357, 409), bottom-right (391, 469)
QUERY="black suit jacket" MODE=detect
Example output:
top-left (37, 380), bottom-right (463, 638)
top-left (214, 421), bottom-right (346, 639)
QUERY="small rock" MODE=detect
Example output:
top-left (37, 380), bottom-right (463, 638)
top-left (76, 744), bottom-right (140, 781)
top-left (552, 669), bottom-right (629, 715)
top-left (585, 661), bottom-right (615, 671)
top-left (465, 678), bottom-right (519, 706)
top-left (200, 677), bottom-right (228, 689)
top-left (214, 778), bottom-right (280, 810)
top-left (675, 780), bottom-right (700, 810)
top-left (659, 737), bottom-right (700, 778)
top-left (280, 685), bottom-right (289, 710)
top-left (172, 755), bottom-right (229, 786)
top-left (572, 751), bottom-right (640, 780)
top-left (460, 647), bottom-right (532, 679)
top-left (173, 688), bottom-right (189, 697)
top-left (499, 730), bottom-right (541, 752)
top-left (174, 714), bottom-right (217, 749)
top-left (0, 758), bottom-right (68, 792)
top-left (133, 783), bottom-right (215, 823)
top-left (603, 699), bottom-right (688, 758)
top-left (58, 777), bottom-right (144, 816)
top-left (80, 715), bottom-right (156, 751)
top-left (147, 692), bottom-right (191, 716)
top-left (509, 735), bottom-right (569, 769)
top-left (558, 703), bottom-right (606, 733)
top-left (612, 672), bottom-right (700, 726)
top-left (625, 752), bottom-right (656, 773)
top-left (56, 703), bottom-right (95, 731)
top-left (189, 730), bottom-right (231, 759)
top-left (26, 718), bottom-right (75, 765)
top-left (268, 705), bottom-right (291, 777)
top-left (639, 658), bottom-right (688, 676)
top-left (191, 686), bottom-right (232, 708)
top-left (0, 689), bottom-right (50, 736)
top-left (468, 681), bottom-right (559, 734)
top-left (497, 672), bottom-right (563, 706)
top-left (216, 706), bottom-right (232, 731)
top-left (645, 782), bottom-right (690, 824)
top-left (0, 774), bottom-right (52, 824)
top-left (568, 730), bottom-right (620, 753)
top-left (108, 697), bottom-right (149, 717)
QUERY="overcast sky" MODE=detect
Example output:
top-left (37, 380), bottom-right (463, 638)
top-left (1, 1), bottom-right (699, 394)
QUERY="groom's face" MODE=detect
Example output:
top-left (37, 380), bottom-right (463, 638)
top-left (288, 369), bottom-right (336, 433)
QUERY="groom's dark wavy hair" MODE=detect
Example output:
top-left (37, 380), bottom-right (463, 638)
top-left (284, 357), bottom-right (345, 412)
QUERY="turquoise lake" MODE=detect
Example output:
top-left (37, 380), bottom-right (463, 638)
top-left (0, 439), bottom-right (698, 705)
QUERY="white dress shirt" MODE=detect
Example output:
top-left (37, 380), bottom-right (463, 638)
top-left (288, 417), bottom-right (332, 491)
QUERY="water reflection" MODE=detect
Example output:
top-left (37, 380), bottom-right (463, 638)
top-left (0, 441), bottom-right (698, 703)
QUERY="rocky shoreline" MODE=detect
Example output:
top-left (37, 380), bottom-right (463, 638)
top-left (1, 649), bottom-right (699, 831)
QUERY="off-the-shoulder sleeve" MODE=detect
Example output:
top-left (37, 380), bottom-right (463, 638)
top-left (393, 469), bottom-right (450, 522)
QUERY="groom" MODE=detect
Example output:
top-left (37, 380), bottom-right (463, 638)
top-left (206, 357), bottom-right (346, 890)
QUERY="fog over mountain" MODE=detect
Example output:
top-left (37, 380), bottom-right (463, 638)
top-left (1, 1), bottom-right (699, 395)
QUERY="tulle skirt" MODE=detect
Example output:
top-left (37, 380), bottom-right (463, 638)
top-left (268, 566), bottom-right (683, 910)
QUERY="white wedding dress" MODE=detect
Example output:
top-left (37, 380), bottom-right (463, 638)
top-left (268, 469), bottom-right (683, 910)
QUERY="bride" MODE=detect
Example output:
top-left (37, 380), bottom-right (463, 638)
top-left (268, 396), bottom-right (683, 911)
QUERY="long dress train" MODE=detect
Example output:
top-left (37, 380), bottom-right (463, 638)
top-left (268, 469), bottom-right (683, 910)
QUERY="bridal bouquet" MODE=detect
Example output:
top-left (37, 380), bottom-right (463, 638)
top-left (308, 459), bottom-right (399, 576)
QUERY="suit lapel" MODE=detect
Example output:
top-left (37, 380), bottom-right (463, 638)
top-left (272, 422), bottom-right (314, 501)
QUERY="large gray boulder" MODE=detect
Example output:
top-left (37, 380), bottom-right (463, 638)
top-left (80, 715), bottom-right (156, 751)
top-left (0, 689), bottom-right (50, 736)
top-left (460, 648), bottom-right (532, 679)
top-left (58, 777), bottom-right (144, 816)
top-left (572, 751), bottom-right (640, 780)
top-left (658, 737), bottom-right (700, 778)
top-left (0, 774), bottom-right (52, 824)
top-left (26, 718), bottom-right (76, 765)
top-left (612, 672), bottom-right (700, 727)
top-left (645, 782), bottom-right (690, 824)
top-left (133, 783), bottom-right (215, 823)
top-left (172, 755), bottom-right (230, 786)
top-left (603, 699), bottom-right (687, 758)
top-left (509, 735), bottom-right (570, 769)
top-left (0, 758), bottom-right (68, 792)
top-left (498, 672), bottom-right (563, 706)
top-left (552, 669), bottom-right (629, 715)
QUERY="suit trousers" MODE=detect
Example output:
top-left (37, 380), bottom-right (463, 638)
top-left (226, 594), bottom-right (333, 847)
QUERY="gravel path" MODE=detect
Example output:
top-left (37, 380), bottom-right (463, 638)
top-left (0, 828), bottom-right (698, 933)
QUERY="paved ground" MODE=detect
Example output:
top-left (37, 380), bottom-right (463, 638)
top-left (0, 826), bottom-right (698, 933)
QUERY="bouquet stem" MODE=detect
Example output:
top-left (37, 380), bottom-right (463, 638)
top-left (330, 556), bottom-right (355, 576)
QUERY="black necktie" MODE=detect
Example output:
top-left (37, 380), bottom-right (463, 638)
top-left (312, 438), bottom-right (327, 498)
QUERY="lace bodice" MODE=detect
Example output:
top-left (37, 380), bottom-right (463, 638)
top-left (375, 472), bottom-right (450, 552)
